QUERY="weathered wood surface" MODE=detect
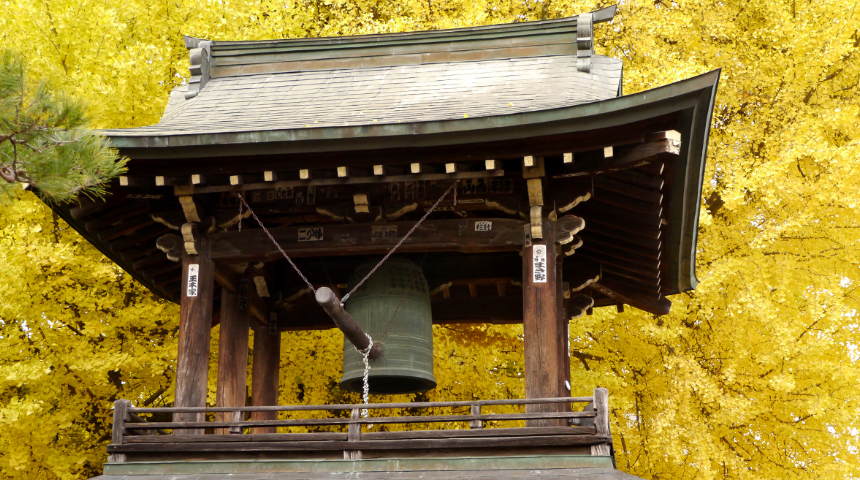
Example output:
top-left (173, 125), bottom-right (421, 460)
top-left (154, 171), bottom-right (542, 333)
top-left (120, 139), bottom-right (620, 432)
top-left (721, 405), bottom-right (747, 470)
top-left (214, 288), bottom-right (249, 434)
top-left (251, 320), bottom-right (281, 434)
top-left (522, 239), bottom-right (565, 427)
top-left (174, 235), bottom-right (215, 434)
top-left (345, 408), bottom-right (362, 460)
top-left (555, 138), bottom-right (680, 177)
top-left (591, 387), bottom-right (612, 456)
top-left (108, 434), bottom-right (613, 453)
top-left (591, 281), bottom-right (671, 316)
top-left (124, 410), bottom-right (596, 430)
top-left (124, 426), bottom-right (597, 444)
top-left (130, 396), bottom-right (593, 414)
top-left (208, 219), bottom-right (527, 262)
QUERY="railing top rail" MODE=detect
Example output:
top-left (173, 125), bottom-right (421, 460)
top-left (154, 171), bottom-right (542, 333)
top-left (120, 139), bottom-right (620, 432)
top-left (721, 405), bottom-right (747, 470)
top-left (124, 410), bottom-right (597, 430)
top-left (128, 396), bottom-right (594, 414)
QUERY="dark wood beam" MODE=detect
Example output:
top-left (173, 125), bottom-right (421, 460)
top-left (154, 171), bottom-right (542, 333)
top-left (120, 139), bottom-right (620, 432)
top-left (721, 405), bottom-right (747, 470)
top-left (554, 137), bottom-right (680, 177)
top-left (208, 219), bottom-right (527, 262)
top-left (278, 295), bottom-right (525, 331)
top-left (590, 280), bottom-right (671, 316)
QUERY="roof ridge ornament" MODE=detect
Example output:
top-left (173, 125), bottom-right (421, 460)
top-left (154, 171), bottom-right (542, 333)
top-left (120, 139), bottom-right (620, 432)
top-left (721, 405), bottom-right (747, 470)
top-left (576, 12), bottom-right (594, 74)
top-left (185, 40), bottom-right (212, 100)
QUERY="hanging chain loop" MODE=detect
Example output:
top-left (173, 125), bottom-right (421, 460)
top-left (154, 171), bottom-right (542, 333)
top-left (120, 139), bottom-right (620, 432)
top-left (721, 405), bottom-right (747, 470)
top-left (355, 334), bottom-right (373, 418)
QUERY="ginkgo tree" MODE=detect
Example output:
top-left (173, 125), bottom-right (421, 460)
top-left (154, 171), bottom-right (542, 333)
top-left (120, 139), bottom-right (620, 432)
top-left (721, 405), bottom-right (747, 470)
top-left (1, 0), bottom-right (858, 479)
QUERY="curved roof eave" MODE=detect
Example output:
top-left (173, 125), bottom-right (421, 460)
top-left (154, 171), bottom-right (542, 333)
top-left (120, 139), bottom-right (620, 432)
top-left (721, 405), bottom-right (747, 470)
top-left (104, 70), bottom-right (720, 163)
top-left (102, 69), bottom-right (720, 299)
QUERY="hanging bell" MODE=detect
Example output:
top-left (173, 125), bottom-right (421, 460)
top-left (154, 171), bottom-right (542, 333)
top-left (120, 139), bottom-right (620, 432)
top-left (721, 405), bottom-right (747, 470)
top-left (339, 257), bottom-right (436, 395)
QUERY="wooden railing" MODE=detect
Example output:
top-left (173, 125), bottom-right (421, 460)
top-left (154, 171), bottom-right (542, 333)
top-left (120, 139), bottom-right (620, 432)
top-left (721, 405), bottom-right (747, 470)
top-left (108, 388), bottom-right (611, 462)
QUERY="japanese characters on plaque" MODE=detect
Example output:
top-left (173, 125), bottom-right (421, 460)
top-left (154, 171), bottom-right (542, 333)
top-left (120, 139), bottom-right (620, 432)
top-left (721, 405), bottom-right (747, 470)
top-left (187, 264), bottom-right (200, 297)
top-left (532, 245), bottom-right (547, 283)
top-left (460, 178), bottom-right (513, 196)
top-left (298, 227), bottom-right (324, 242)
top-left (371, 225), bottom-right (398, 240)
top-left (474, 221), bottom-right (493, 232)
top-left (220, 185), bottom-right (327, 207)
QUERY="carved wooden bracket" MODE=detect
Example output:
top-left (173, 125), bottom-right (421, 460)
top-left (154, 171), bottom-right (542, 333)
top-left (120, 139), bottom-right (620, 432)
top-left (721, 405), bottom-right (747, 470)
top-left (568, 293), bottom-right (595, 319)
top-left (551, 214), bottom-right (585, 245)
top-left (181, 222), bottom-right (201, 255)
top-left (156, 234), bottom-right (183, 262)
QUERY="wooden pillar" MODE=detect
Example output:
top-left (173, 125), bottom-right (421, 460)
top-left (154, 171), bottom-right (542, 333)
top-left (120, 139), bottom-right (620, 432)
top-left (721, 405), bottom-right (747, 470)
top-left (522, 238), bottom-right (565, 426)
top-left (251, 321), bottom-right (281, 434)
top-left (215, 286), bottom-right (250, 434)
top-left (174, 234), bottom-right (215, 434)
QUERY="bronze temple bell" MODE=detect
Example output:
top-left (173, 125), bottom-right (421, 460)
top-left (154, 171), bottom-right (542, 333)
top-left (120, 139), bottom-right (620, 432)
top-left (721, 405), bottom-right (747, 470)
top-left (340, 258), bottom-right (436, 394)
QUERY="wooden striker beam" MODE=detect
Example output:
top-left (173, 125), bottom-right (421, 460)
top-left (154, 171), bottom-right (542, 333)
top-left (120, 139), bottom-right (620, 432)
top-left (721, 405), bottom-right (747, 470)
top-left (174, 234), bottom-right (215, 434)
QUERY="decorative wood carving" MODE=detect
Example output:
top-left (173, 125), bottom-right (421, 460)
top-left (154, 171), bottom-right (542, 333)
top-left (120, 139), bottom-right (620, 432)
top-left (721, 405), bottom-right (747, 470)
top-left (568, 294), bottom-right (595, 319)
top-left (551, 214), bottom-right (586, 245)
top-left (156, 234), bottom-right (183, 262)
top-left (181, 223), bottom-right (201, 255)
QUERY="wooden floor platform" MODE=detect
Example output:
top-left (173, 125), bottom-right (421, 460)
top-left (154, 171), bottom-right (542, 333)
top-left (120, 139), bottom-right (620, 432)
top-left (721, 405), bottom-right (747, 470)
top-left (93, 455), bottom-right (645, 479)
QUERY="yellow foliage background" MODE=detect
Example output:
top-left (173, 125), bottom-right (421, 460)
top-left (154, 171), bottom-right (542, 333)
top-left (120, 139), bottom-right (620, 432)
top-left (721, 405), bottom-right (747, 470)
top-left (2, 0), bottom-right (859, 479)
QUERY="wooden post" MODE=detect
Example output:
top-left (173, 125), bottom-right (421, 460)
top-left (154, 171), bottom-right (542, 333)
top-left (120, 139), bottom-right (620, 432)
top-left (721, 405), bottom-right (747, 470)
top-left (107, 399), bottom-right (130, 463)
top-left (345, 408), bottom-right (362, 460)
top-left (592, 387), bottom-right (611, 456)
top-left (469, 405), bottom-right (483, 429)
top-left (174, 234), bottom-right (215, 434)
top-left (522, 237), bottom-right (565, 427)
top-left (229, 410), bottom-right (243, 434)
top-left (250, 321), bottom-right (281, 434)
top-left (215, 286), bottom-right (250, 434)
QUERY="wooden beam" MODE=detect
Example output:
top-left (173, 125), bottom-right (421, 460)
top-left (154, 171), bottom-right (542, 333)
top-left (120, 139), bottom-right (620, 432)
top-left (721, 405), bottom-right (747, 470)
top-left (208, 218), bottom-right (527, 262)
top-left (554, 138), bottom-right (680, 177)
top-left (174, 234), bottom-right (215, 434)
top-left (190, 169), bottom-right (504, 195)
top-left (251, 322), bottom-right (281, 434)
top-left (522, 239), bottom-right (564, 427)
top-left (591, 280), bottom-right (671, 316)
top-left (215, 289), bottom-right (250, 434)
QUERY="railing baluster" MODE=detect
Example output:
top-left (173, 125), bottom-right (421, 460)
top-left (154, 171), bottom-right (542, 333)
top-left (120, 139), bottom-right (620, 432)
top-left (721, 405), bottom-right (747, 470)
top-left (229, 410), bottom-right (243, 434)
top-left (345, 407), bottom-right (363, 460)
top-left (591, 387), bottom-right (611, 456)
top-left (469, 404), bottom-right (483, 429)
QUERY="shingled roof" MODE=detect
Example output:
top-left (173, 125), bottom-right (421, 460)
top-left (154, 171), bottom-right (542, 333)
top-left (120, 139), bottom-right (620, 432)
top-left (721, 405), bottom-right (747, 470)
top-left (102, 6), bottom-right (620, 147)
top-left (61, 5), bottom-right (720, 314)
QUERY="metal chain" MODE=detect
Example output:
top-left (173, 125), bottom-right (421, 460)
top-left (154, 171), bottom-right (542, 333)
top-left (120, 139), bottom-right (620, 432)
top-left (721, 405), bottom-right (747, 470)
top-left (237, 194), bottom-right (316, 293)
top-left (238, 197), bottom-right (243, 232)
top-left (341, 180), bottom-right (458, 304)
top-left (355, 334), bottom-right (373, 418)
